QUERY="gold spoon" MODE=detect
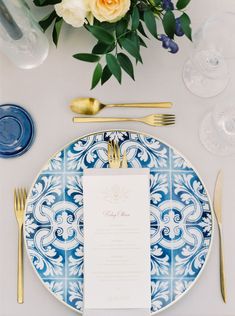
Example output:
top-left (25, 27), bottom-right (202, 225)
top-left (70, 97), bottom-right (172, 115)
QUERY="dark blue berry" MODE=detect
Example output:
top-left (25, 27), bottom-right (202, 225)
top-left (168, 40), bottom-right (179, 53)
top-left (158, 34), bottom-right (179, 54)
top-left (162, 0), bottom-right (174, 10)
top-left (158, 34), bottom-right (168, 41)
top-left (162, 37), bottom-right (171, 49)
top-left (175, 18), bottom-right (184, 37)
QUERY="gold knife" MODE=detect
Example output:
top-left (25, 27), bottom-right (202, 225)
top-left (213, 170), bottom-right (226, 303)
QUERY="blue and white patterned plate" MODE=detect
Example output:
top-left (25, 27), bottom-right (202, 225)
top-left (24, 130), bottom-right (213, 314)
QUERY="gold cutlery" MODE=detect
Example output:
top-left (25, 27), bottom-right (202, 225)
top-left (213, 170), bottom-right (226, 303)
top-left (70, 97), bottom-right (172, 115)
top-left (14, 188), bottom-right (27, 304)
top-left (73, 114), bottom-right (175, 127)
top-left (108, 141), bottom-right (128, 168)
top-left (121, 150), bottom-right (128, 168)
top-left (108, 141), bottom-right (121, 168)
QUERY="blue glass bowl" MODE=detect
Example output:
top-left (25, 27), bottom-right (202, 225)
top-left (0, 104), bottom-right (35, 158)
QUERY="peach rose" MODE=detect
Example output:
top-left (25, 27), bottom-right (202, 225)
top-left (89, 0), bottom-right (130, 23)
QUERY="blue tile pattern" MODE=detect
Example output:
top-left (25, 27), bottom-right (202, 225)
top-left (24, 131), bottom-right (213, 314)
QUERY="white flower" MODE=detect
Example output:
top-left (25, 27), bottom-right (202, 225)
top-left (55, 0), bottom-right (92, 28)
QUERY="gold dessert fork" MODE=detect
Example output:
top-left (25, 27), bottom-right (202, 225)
top-left (121, 150), bottom-right (128, 168)
top-left (108, 142), bottom-right (128, 168)
top-left (108, 141), bottom-right (121, 168)
top-left (73, 114), bottom-right (175, 127)
top-left (14, 188), bottom-right (27, 304)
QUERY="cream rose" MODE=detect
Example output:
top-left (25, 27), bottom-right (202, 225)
top-left (89, 0), bottom-right (130, 23)
top-left (55, 0), bottom-right (91, 28)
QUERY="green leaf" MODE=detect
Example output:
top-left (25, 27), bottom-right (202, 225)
top-left (144, 10), bottom-right (157, 38)
top-left (92, 42), bottom-right (115, 54)
top-left (116, 18), bottom-right (129, 38)
top-left (91, 63), bottom-right (102, 89)
top-left (73, 53), bottom-right (100, 63)
top-left (52, 17), bottom-right (63, 46)
top-left (33, 0), bottom-right (61, 6)
top-left (101, 65), bottom-right (112, 85)
top-left (87, 25), bottom-right (114, 45)
top-left (176, 0), bottom-right (191, 10)
top-left (154, 0), bottom-right (162, 5)
top-left (127, 31), bottom-right (139, 47)
top-left (138, 36), bottom-right (147, 47)
top-left (163, 10), bottom-right (175, 39)
top-left (132, 7), bottom-right (140, 31)
top-left (119, 37), bottom-right (142, 63)
top-left (39, 10), bottom-right (57, 32)
top-left (138, 22), bottom-right (148, 38)
top-left (106, 54), bottom-right (122, 83)
top-left (117, 53), bottom-right (135, 80)
top-left (180, 13), bottom-right (192, 40)
top-left (99, 22), bottom-right (116, 33)
top-left (126, 31), bottom-right (143, 63)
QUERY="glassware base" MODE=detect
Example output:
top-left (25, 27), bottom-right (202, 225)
top-left (199, 112), bottom-right (235, 156)
top-left (183, 58), bottom-right (230, 98)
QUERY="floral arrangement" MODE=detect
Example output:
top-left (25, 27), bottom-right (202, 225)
top-left (34, 0), bottom-right (192, 88)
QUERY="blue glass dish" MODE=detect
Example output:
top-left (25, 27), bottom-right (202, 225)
top-left (0, 104), bottom-right (35, 158)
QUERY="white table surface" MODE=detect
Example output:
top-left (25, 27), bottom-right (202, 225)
top-left (1, 0), bottom-right (235, 315)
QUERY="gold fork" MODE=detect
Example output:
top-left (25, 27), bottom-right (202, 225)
top-left (73, 114), bottom-right (175, 127)
top-left (108, 141), bottom-right (121, 168)
top-left (14, 188), bottom-right (27, 304)
top-left (121, 150), bottom-right (128, 168)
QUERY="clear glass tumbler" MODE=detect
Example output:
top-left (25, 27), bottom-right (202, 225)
top-left (0, 0), bottom-right (49, 69)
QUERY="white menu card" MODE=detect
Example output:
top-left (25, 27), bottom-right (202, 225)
top-left (83, 168), bottom-right (151, 315)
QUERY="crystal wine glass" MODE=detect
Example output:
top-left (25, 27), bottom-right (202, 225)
top-left (199, 103), bottom-right (235, 156)
top-left (0, 0), bottom-right (49, 69)
top-left (183, 12), bottom-right (235, 98)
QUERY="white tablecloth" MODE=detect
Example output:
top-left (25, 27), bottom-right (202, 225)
top-left (1, 0), bottom-right (235, 315)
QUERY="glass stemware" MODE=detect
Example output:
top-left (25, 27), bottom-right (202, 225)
top-left (199, 103), bottom-right (235, 156)
top-left (0, 0), bottom-right (49, 69)
top-left (183, 12), bottom-right (235, 98)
